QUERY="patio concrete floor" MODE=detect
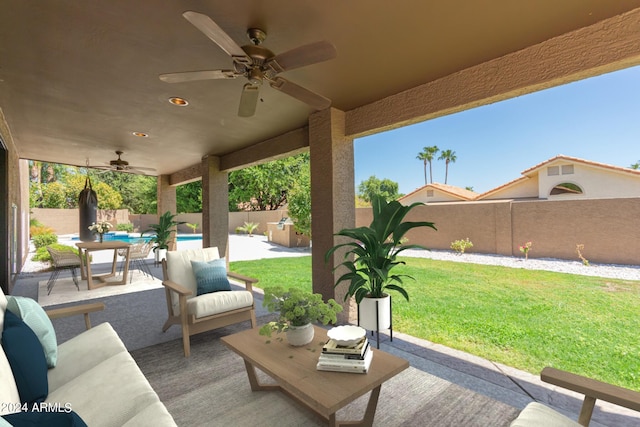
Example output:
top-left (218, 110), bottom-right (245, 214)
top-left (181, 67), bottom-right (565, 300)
top-left (13, 234), bottom-right (640, 426)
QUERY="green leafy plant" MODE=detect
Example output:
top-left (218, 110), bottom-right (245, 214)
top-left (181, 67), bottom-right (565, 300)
top-left (116, 222), bottom-right (134, 232)
top-left (32, 232), bottom-right (58, 249)
top-left (259, 286), bottom-right (343, 337)
top-left (325, 195), bottom-right (436, 303)
top-left (186, 222), bottom-right (199, 234)
top-left (237, 221), bottom-right (259, 236)
top-left (142, 211), bottom-right (185, 252)
top-left (451, 238), bottom-right (473, 254)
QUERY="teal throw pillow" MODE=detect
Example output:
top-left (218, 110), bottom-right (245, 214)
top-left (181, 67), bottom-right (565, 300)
top-left (1, 310), bottom-right (48, 405)
top-left (2, 410), bottom-right (87, 427)
top-left (7, 296), bottom-right (58, 368)
top-left (191, 259), bottom-right (231, 295)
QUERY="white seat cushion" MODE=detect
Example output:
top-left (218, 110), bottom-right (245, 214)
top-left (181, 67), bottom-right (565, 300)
top-left (511, 402), bottom-right (581, 427)
top-left (186, 290), bottom-right (253, 319)
top-left (166, 247), bottom-right (221, 314)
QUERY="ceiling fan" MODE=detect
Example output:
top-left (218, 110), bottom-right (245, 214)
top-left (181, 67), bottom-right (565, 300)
top-left (94, 151), bottom-right (156, 174)
top-left (159, 11), bottom-right (337, 117)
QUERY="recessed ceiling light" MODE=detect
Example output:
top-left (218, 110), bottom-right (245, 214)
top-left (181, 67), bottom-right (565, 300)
top-left (169, 97), bottom-right (189, 106)
top-left (132, 131), bottom-right (149, 138)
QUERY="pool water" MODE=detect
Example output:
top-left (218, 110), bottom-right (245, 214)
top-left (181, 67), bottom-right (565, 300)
top-left (71, 233), bottom-right (202, 243)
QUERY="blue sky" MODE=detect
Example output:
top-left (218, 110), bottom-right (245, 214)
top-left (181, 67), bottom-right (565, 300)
top-left (354, 65), bottom-right (640, 195)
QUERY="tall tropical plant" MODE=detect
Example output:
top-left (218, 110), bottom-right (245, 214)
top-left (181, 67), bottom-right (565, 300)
top-left (438, 149), bottom-right (457, 184)
top-left (325, 196), bottom-right (436, 303)
top-left (142, 211), bottom-right (185, 252)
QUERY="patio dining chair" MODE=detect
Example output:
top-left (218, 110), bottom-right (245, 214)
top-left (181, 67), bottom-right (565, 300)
top-left (46, 246), bottom-right (82, 295)
top-left (118, 241), bottom-right (153, 281)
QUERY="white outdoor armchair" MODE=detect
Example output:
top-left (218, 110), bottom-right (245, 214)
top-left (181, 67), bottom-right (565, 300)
top-left (161, 247), bottom-right (258, 357)
top-left (511, 367), bottom-right (640, 426)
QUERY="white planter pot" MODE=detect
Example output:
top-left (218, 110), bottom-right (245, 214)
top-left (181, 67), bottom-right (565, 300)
top-left (155, 248), bottom-right (167, 264)
top-left (358, 295), bottom-right (392, 331)
top-left (286, 323), bottom-right (314, 346)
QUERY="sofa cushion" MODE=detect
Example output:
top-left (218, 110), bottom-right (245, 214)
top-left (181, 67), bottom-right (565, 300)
top-left (2, 410), bottom-right (87, 427)
top-left (120, 402), bottom-right (177, 427)
top-left (1, 310), bottom-right (48, 406)
top-left (0, 290), bottom-right (21, 416)
top-left (166, 247), bottom-right (221, 314)
top-left (48, 322), bottom-right (127, 392)
top-left (47, 352), bottom-right (164, 427)
top-left (510, 402), bottom-right (580, 427)
top-left (191, 258), bottom-right (231, 295)
top-left (7, 296), bottom-right (58, 368)
top-left (187, 290), bottom-right (253, 319)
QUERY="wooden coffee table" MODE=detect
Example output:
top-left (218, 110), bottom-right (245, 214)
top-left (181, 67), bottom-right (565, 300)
top-left (221, 325), bottom-right (409, 427)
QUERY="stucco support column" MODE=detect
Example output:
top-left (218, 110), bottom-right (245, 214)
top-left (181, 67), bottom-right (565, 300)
top-left (156, 174), bottom-right (177, 250)
top-left (202, 155), bottom-right (229, 259)
top-left (309, 108), bottom-right (355, 324)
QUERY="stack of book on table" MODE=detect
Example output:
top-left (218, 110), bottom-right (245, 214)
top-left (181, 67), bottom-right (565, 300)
top-left (317, 337), bottom-right (372, 373)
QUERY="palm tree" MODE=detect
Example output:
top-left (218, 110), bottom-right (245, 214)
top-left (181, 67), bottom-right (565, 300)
top-left (416, 146), bottom-right (439, 185)
top-left (630, 161), bottom-right (640, 170)
top-left (438, 149), bottom-right (457, 184)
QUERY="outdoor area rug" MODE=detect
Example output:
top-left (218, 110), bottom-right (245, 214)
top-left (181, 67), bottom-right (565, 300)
top-left (132, 329), bottom-right (519, 426)
top-left (38, 275), bottom-right (163, 307)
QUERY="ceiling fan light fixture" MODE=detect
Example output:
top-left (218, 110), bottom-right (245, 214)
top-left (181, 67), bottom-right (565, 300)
top-left (169, 97), bottom-right (189, 106)
top-left (132, 131), bottom-right (149, 138)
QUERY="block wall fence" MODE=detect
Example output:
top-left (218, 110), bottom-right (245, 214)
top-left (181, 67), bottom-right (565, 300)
top-left (32, 197), bottom-right (640, 266)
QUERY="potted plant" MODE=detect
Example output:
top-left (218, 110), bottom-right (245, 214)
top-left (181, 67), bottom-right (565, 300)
top-left (142, 211), bottom-right (185, 263)
top-left (259, 286), bottom-right (343, 346)
top-left (325, 195), bottom-right (436, 332)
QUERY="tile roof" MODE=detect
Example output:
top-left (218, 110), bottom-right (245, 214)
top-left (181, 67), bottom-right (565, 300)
top-left (521, 154), bottom-right (640, 177)
top-left (400, 183), bottom-right (478, 201)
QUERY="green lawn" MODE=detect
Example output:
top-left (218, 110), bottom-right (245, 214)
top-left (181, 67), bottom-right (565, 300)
top-left (230, 256), bottom-right (640, 391)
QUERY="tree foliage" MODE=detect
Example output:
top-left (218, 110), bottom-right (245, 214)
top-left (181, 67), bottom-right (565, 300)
top-left (286, 157), bottom-right (311, 237)
top-left (228, 153), bottom-right (309, 211)
top-left (177, 181), bottom-right (202, 213)
top-left (357, 175), bottom-right (401, 203)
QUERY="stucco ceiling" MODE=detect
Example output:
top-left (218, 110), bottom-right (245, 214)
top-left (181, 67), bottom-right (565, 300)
top-left (1, 0), bottom-right (639, 175)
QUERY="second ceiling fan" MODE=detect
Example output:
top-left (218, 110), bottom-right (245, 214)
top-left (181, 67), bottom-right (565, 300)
top-left (160, 11), bottom-right (337, 117)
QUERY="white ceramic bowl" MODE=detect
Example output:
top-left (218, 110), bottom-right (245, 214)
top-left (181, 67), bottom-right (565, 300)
top-left (327, 325), bottom-right (366, 347)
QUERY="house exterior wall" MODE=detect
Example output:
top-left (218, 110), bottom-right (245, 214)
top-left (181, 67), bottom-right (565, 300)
top-left (356, 198), bottom-right (640, 265)
top-left (402, 188), bottom-right (465, 204)
top-left (482, 176), bottom-right (539, 200)
top-left (539, 162), bottom-right (640, 200)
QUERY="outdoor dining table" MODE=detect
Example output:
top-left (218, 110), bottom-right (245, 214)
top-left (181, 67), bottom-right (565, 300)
top-left (75, 240), bottom-right (132, 290)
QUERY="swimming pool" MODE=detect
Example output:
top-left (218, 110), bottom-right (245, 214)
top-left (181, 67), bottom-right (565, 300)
top-left (71, 233), bottom-right (202, 243)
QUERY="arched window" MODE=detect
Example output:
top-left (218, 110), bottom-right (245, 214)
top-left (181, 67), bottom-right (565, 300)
top-left (550, 182), bottom-right (583, 196)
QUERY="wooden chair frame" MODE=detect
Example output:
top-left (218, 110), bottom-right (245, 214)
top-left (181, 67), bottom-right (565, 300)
top-left (161, 259), bottom-right (258, 357)
top-left (537, 367), bottom-right (640, 426)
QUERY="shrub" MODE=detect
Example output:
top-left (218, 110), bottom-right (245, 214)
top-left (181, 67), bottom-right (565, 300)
top-left (30, 225), bottom-right (55, 238)
top-left (450, 238), bottom-right (473, 255)
top-left (116, 222), bottom-right (134, 232)
top-left (32, 233), bottom-right (58, 249)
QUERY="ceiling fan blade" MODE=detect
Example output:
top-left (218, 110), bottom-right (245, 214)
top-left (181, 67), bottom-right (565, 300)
top-left (270, 77), bottom-right (331, 110)
top-left (159, 70), bottom-right (238, 83)
top-left (268, 41), bottom-right (337, 73)
top-left (182, 11), bottom-right (250, 63)
top-left (238, 83), bottom-right (260, 117)
top-left (128, 166), bottom-right (156, 172)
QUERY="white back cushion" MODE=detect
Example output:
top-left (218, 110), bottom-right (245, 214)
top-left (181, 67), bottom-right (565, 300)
top-left (166, 247), bottom-right (220, 314)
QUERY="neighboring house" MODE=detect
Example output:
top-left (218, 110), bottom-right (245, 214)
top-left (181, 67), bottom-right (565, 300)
top-left (402, 155), bottom-right (640, 204)
top-left (478, 155), bottom-right (640, 201)
top-left (400, 183), bottom-right (477, 204)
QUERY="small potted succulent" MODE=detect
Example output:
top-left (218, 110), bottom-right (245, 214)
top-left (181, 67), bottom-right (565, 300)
top-left (259, 286), bottom-right (343, 346)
